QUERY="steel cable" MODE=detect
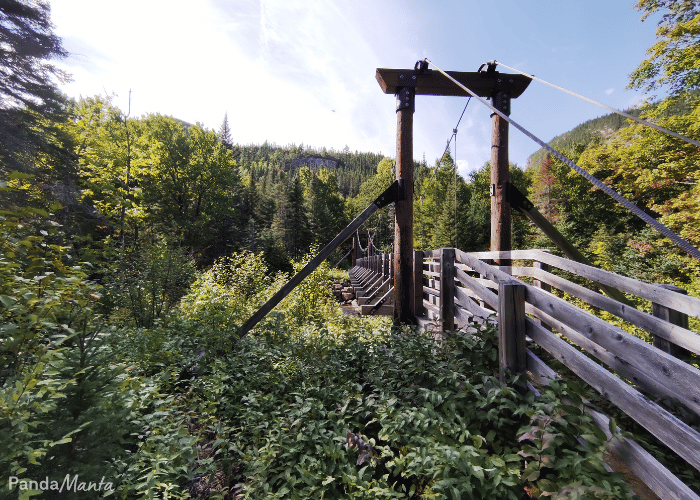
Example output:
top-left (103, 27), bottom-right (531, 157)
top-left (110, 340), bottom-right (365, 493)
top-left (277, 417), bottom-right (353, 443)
top-left (422, 58), bottom-right (700, 261)
top-left (494, 60), bottom-right (700, 149)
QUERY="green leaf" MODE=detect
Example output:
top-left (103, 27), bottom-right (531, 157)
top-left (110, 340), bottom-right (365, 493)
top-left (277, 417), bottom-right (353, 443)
top-left (0, 295), bottom-right (17, 307)
top-left (9, 171), bottom-right (34, 180)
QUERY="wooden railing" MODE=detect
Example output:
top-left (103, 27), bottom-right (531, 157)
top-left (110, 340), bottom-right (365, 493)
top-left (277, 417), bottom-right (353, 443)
top-left (351, 254), bottom-right (394, 315)
top-left (352, 248), bottom-right (700, 500)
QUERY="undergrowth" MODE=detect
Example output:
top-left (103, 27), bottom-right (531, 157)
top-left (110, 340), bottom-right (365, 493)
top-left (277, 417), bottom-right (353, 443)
top-left (188, 320), bottom-right (636, 499)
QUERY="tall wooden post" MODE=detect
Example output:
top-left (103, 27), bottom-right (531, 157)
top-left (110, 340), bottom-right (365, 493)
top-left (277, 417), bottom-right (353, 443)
top-left (394, 83), bottom-right (415, 324)
top-left (490, 90), bottom-right (511, 266)
top-left (491, 91), bottom-right (511, 266)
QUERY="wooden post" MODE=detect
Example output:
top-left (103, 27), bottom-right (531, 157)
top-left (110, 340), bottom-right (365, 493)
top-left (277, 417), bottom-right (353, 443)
top-left (533, 254), bottom-right (552, 330)
top-left (652, 284), bottom-right (690, 358)
top-left (498, 280), bottom-right (526, 383)
top-left (439, 248), bottom-right (455, 332)
top-left (413, 250), bottom-right (424, 318)
top-left (394, 84), bottom-right (415, 325)
top-left (352, 233), bottom-right (357, 267)
top-left (490, 91), bottom-right (511, 267)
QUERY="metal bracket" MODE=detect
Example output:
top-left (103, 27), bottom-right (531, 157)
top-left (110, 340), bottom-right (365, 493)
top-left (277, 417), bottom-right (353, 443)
top-left (373, 180), bottom-right (406, 209)
top-left (507, 183), bottom-right (534, 211)
top-left (493, 90), bottom-right (511, 116)
top-left (489, 184), bottom-right (496, 197)
top-left (396, 86), bottom-right (415, 112)
top-left (395, 60), bottom-right (430, 112)
top-left (478, 61), bottom-right (513, 116)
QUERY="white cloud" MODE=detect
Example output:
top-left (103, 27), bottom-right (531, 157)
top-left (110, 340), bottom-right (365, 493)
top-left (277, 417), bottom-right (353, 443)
top-left (605, 88), bottom-right (614, 95)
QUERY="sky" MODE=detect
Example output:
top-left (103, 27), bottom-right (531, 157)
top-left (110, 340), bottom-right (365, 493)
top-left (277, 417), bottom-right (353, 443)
top-left (49, 0), bottom-right (662, 177)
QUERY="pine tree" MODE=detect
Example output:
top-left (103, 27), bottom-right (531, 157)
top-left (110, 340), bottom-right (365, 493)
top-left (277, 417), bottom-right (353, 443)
top-left (218, 112), bottom-right (232, 148)
top-left (0, 0), bottom-right (70, 170)
top-left (532, 153), bottom-right (560, 223)
top-left (287, 175), bottom-right (311, 259)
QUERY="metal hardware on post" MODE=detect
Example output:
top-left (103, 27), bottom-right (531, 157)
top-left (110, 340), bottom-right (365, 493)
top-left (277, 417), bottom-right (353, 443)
top-left (396, 86), bottom-right (415, 112)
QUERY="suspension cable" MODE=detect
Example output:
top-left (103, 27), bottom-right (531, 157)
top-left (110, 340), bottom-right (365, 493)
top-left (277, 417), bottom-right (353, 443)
top-left (422, 58), bottom-right (700, 261)
top-left (441, 97), bottom-right (472, 160)
top-left (356, 229), bottom-right (367, 254)
top-left (494, 60), bottom-right (700, 149)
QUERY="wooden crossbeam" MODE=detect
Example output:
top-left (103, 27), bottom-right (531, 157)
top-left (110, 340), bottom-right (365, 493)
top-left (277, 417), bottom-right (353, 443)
top-left (375, 68), bottom-right (531, 98)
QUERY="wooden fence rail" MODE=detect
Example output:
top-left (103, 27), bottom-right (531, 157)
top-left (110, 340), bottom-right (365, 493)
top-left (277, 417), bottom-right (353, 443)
top-left (354, 247), bottom-right (700, 500)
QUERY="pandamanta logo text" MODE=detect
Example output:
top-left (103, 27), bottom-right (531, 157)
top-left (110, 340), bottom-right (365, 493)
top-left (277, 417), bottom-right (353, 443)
top-left (8, 475), bottom-right (113, 493)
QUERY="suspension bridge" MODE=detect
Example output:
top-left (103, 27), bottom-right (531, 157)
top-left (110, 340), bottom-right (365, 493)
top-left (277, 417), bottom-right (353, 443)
top-left (241, 59), bottom-right (700, 499)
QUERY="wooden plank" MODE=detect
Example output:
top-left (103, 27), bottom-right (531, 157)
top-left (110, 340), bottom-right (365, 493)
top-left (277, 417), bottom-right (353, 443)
top-left (520, 266), bottom-right (700, 355)
top-left (533, 258), bottom-right (551, 293)
top-left (422, 249), bottom-right (441, 259)
top-left (525, 284), bottom-right (700, 417)
top-left (528, 249), bottom-right (700, 317)
top-left (454, 267), bottom-right (498, 310)
top-left (454, 286), bottom-right (492, 318)
top-left (440, 248), bottom-right (455, 331)
top-left (454, 305), bottom-right (472, 330)
top-left (423, 301), bottom-right (439, 316)
top-left (498, 280), bottom-right (527, 382)
top-left (526, 350), bottom-right (700, 500)
top-left (526, 318), bottom-right (700, 473)
top-left (416, 314), bottom-right (440, 329)
top-left (457, 249), bottom-right (700, 417)
top-left (464, 249), bottom-right (544, 261)
top-left (375, 68), bottom-right (531, 98)
top-left (360, 304), bottom-right (393, 316)
top-left (653, 284), bottom-right (691, 358)
top-left (526, 302), bottom-right (700, 414)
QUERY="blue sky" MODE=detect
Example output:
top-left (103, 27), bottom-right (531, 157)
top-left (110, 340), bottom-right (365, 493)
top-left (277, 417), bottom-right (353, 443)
top-left (50, 0), bottom-right (661, 177)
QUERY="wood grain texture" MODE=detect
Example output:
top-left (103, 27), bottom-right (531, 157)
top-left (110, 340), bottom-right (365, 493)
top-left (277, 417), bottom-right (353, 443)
top-left (498, 280), bottom-right (527, 382)
top-left (526, 319), bottom-right (700, 473)
top-left (516, 266), bottom-right (700, 355)
top-left (526, 350), bottom-right (700, 500)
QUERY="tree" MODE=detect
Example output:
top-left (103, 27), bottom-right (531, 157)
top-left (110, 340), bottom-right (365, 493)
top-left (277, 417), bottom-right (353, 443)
top-left (628, 1), bottom-right (700, 96)
top-left (218, 112), bottom-right (232, 148)
top-left (0, 0), bottom-right (70, 170)
top-left (531, 153), bottom-right (560, 223)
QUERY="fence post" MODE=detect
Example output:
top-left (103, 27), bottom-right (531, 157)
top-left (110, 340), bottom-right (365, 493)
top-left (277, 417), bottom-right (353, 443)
top-left (498, 279), bottom-right (527, 383)
top-left (652, 284), bottom-right (690, 358)
top-left (533, 253), bottom-right (551, 330)
top-left (413, 250), bottom-right (424, 318)
top-left (439, 248), bottom-right (455, 332)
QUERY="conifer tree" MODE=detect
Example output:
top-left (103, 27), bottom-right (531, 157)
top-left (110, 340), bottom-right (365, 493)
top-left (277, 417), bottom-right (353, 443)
top-left (217, 112), bottom-right (233, 148)
top-left (0, 0), bottom-right (70, 170)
